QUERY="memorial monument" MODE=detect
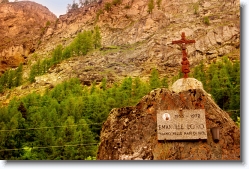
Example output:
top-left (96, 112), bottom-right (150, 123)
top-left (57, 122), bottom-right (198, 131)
top-left (97, 33), bottom-right (240, 160)
top-left (172, 32), bottom-right (195, 78)
top-left (97, 84), bottom-right (240, 160)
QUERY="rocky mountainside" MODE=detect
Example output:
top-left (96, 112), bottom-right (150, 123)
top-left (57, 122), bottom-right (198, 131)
top-left (97, 79), bottom-right (240, 160)
top-left (0, 0), bottom-right (240, 104)
top-left (0, 1), bottom-right (57, 74)
top-left (37, 0), bottom-right (240, 79)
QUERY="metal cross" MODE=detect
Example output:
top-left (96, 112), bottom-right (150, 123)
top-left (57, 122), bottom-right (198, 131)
top-left (172, 32), bottom-right (195, 78)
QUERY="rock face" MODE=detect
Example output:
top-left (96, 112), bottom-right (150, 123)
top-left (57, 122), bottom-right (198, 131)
top-left (38, 0), bottom-right (240, 79)
top-left (0, 1), bottom-right (57, 74)
top-left (97, 79), bottom-right (240, 160)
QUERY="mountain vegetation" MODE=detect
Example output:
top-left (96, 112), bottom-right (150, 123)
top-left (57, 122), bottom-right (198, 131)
top-left (0, 55), bottom-right (240, 159)
top-left (0, 0), bottom-right (240, 160)
top-left (0, 69), bottom-right (168, 160)
top-left (191, 57), bottom-right (240, 121)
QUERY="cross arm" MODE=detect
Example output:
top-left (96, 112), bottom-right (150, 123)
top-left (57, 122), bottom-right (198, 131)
top-left (172, 39), bottom-right (196, 44)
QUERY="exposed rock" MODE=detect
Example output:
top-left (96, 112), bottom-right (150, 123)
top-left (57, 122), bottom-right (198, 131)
top-left (171, 78), bottom-right (204, 93)
top-left (35, 0), bottom-right (240, 81)
top-left (97, 79), bottom-right (240, 160)
top-left (0, 1), bottom-right (57, 74)
top-left (0, 0), bottom-right (240, 106)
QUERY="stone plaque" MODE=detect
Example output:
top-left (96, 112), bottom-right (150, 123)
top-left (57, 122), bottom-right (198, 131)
top-left (157, 109), bottom-right (207, 140)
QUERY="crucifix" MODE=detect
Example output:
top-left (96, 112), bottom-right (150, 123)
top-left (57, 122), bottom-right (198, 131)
top-left (172, 32), bottom-right (195, 78)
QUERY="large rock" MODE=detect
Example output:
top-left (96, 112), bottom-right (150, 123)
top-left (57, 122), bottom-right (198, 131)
top-left (97, 79), bottom-right (240, 160)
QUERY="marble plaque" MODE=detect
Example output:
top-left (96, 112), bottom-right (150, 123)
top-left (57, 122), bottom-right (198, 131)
top-left (157, 109), bottom-right (207, 140)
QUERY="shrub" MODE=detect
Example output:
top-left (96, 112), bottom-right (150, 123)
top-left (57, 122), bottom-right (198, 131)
top-left (104, 2), bottom-right (112, 12)
top-left (124, 5), bottom-right (131, 9)
top-left (148, 0), bottom-right (154, 14)
top-left (96, 9), bottom-right (103, 21)
top-left (46, 21), bottom-right (51, 27)
top-left (193, 3), bottom-right (199, 15)
top-left (112, 0), bottom-right (122, 6)
top-left (203, 16), bottom-right (210, 25)
top-left (156, 0), bottom-right (162, 9)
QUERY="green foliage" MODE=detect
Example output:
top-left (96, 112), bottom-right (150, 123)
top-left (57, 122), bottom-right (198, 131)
top-left (28, 29), bottom-right (102, 83)
top-left (70, 31), bottom-right (93, 56)
top-left (96, 9), bottom-right (103, 21)
top-left (203, 16), bottom-right (210, 25)
top-left (0, 64), bottom-right (23, 92)
top-left (193, 3), bottom-right (199, 15)
top-left (148, 0), bottom-right (154, 14)
top-left (191, 57), bottom-right (240, 121)
top-left (46, 21), bottom-right (51, 27)
top-left (161, 76), bottom-right (169, 88)
top-left (93, 26), bottom-right (102, 49)
top-left (149, 68), bottom-right (161, 90)
top-left (104, 2), bottom-right (112, 12)
top-left (156, 0), bottom-right (162, 9)
top-left (112, 0), bottom-right (122, 6)
top-left (0, 70), bottom-right (171, 159)
top-left (236, 117), bottom-right (240, 128)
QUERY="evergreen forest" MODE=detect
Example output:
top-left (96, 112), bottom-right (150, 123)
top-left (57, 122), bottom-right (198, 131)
top-left (0, 27), bottom-right (240, 159)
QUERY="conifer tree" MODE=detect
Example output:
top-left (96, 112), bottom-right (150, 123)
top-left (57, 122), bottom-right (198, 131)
top-left (148, 0), bottom-right (154, 14)
top-left (7, 70), bottom-right (15, 88)
top-left (93, 26), bottom-right (101, 49)
top-left (29, 65), bottom-right (37, 83)
top-left (15, 64), bottom-right (23, 87)
top-left (209, 70), bottom-right (221, 103)
top-left (161, 76), bottom-right (168, 88)
top-left (149, 68), bottom-right (161, 90)
top-left (100, 77), bottom-right (107, 91)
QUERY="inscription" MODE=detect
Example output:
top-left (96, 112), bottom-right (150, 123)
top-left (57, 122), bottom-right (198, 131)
top-left (157, 109), bottom-right (207, 140)
top-left (191, 114), bottom-right (200, 118)
top-left (158, 124), bottom-right (184, 130)
top-left (175, 114), bottom-right (184, 118)
top-left (187, 124), bottom-right (204, 129)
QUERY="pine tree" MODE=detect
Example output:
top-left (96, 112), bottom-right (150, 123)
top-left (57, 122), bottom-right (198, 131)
top-left (62, 46), bottom-right (72, 59)
top-left (209, 70), bottom-right (221, 103)
top-left (2, 70), bottom-right (9, 88)
top-left (100, 77), bottom-right (107, 91)
top-left (156, 0), bottom-right (162, 9)
top-left (15, 64), bottom-right (23, 87)
top-left (161, 76), bottom-right (168, 88)
top-left (93, 26), bottom-right (101, 49)
top-left (149, 68), bottom-right (161, 90)
top-left (52, 45), bottom-right (63, 64)
top-left (29, 65), bottom-right (36, 83)
top-left (148, 0), bottom-right (154, 14)
top-left (7, 70), bottom-right (15, 89)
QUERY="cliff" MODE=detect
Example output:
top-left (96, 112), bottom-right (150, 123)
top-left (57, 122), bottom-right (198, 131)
top-left (0, 1), bottom-right (57, 74)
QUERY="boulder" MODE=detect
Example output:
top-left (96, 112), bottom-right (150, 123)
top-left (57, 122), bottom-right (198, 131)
top-left (97, 78), bottom-right (240, 160)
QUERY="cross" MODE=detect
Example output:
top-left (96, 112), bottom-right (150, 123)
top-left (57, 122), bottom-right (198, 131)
top-left (172, 32), bottom-right (195, 78)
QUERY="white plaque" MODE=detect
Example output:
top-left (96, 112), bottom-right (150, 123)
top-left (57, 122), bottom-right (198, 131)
top-left (157, 109), bottom-right (207, 140)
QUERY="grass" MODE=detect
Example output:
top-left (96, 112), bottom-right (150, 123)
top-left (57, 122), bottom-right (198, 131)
top-left (203, 16), bottom-right (210, 25)
top-left (193, 2), bottom-right (199, 15)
